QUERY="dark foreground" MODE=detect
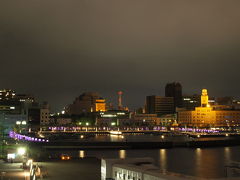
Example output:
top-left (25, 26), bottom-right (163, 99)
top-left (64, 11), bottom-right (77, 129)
top-left (38, 158), bottom-right (101, 180)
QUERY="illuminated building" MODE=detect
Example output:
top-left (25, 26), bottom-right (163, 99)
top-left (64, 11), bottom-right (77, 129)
top-left (146, 96), bottom-right (174, 115)
top-left (132, 114), bottom-right (160, 126)
top-left (0, 89), bottom-right (16, 100)
top-left (15, 94), bottom-right (35, 103)
top-left (67, 92), bottom-right (106, 114)
top-left (165, 82), bottom-right (183, 110)
top-left (0, 89), bottom-right (49, 132)
top-left (178, 89), bottom-right (240, 127)
top-left (94, 99), bottom-right (106, 112)
top-left (157, 114), bottom-right (177, 126)
top-left (102, 158), bottom-right (191, 180)
top-left (96, 110), bottom-right (130, 126)
top-left (182, 94), bottom-right (216, 110)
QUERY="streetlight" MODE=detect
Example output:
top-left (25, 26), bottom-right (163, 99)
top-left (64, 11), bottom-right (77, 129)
top-left (17, 147), bottom-right (26, 156)
top-left (111, 122), bottom-right (116, 126)
top-left (85, 122), bottom-right (89, 132)
top-left (16, 120), bottom-right (27, 133)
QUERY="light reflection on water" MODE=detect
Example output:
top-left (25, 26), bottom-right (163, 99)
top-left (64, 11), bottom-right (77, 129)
top-left (119, 150), bottom-right (126, 159)
top-left (50, 146), bottom-right (240, 178)
top-left (159, 149), bottom-right (167, 171)
top-left (110, 134), bottom-right (125, 142)
top-left (78, 134), bottom-right (187, 142)
top-left (79, 150), bottom-right (85, 158)
top-left (195, 148), bottom-right (202, 177)
top-left (224, 147), bottom-right (231, 163)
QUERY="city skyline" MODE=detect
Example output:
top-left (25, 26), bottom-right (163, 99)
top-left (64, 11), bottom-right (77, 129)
top-left (0, 86), bottom-right (240, 113)
top-left (1, 0), bottom-right (240, 111)
top-left (2, 1), bottom-right (240, 179)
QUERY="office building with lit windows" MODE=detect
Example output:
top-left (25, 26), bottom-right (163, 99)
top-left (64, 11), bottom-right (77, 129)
top-left (146, 96), bottom-right (174, 115)
top-left (178, 89), bottom-right (240, 127)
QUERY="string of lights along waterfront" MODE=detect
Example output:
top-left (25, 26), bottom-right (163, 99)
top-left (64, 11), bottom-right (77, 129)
top-left (1, 84), bottom-right (240, 179)
top-left (2, 1), bottom-right (240, 179)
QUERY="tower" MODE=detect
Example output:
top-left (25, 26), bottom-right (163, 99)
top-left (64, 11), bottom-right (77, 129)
top-left (201, 89), bottom-right (209, 107)
top-left (118, 91), bottom-right (123, 110)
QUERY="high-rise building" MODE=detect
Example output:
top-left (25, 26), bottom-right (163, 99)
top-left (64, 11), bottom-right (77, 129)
top-left (0, 89), bottom-right (48, 132)
top-left (118, 91), bottom-right (123, 110)
top-left (165, 82), bottom-right (183, 111)
top-left (146, 96), bottom-right (174, 115)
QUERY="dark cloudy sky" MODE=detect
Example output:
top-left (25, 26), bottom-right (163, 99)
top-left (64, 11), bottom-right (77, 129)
top-left (1, 0), bottom-right (240, 111)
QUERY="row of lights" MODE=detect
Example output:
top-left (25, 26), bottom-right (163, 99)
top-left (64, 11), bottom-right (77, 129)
top-left (16, 121), bottom-right (27, 125)
top-left (9, 131), bottom-right (49, 142)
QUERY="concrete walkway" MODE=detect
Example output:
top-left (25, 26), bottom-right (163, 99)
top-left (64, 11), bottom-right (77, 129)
top-left (0, 160), bottom-right (29, 180)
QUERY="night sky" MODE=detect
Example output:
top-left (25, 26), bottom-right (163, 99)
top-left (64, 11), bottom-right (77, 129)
top-left (1, 0), bottom-right (240, 111)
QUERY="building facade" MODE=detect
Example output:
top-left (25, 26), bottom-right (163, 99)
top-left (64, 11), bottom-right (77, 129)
top-left (146, 96), bottom-right (174, 115)
top-left (165, 82), bottom-right (183, 110)
top-left (67, 92), bottom-right (106, 115)
top-left (157, 114), bottom-right (177, 126)
top-left (178, 89), bottom-right (240, 127)
top-left (96, 110), bottom-right (130, 126)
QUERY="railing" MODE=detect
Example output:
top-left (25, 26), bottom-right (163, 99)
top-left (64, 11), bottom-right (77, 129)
top-left (9, 131), bottom-right (49, 142)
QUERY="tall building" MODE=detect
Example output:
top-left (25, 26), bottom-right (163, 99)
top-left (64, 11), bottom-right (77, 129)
top-left (40, 102), bottom-right (50, 126)
top-left (146, 96), bottom-right (174, 115)
top-left (0, 89), bottom-right (49, 132)
top-left (118, 91), bottom-right (123, 110)
top-left (67, 92), bottom-right (106, 115)
top-left (178, 89), bottom-right (240, 127)
top-left (165, 82), bottom-right (183, 111)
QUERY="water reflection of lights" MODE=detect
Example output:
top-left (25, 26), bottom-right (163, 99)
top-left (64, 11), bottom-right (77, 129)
top-left (224, 147), bottom-right (230, 162)
top-left (110, 131), bottom-right (122, 135)
top-left (79, 150), bottom-right (85, 158)
top-left (195, 148), bottom-right (202, 176)
top-left (119, 150), bottom-right (126, 159)
top-left (159, 149), bottom-right (167, 171)
top-left (110, 134), bottom-right (124, 142)
top-left (196, 148), bottom-right (202, 156)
